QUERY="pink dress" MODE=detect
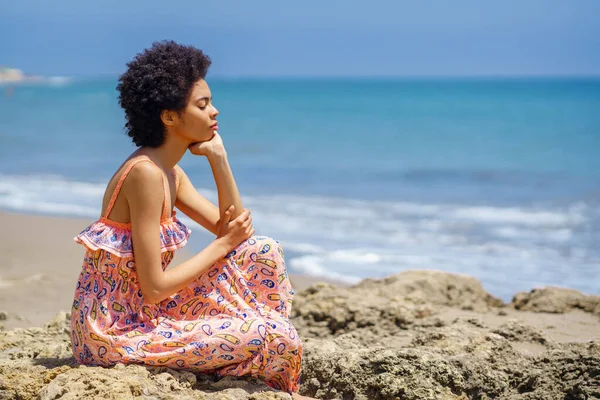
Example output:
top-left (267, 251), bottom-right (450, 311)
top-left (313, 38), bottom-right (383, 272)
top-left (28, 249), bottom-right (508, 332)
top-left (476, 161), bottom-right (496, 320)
top-left (70, 156), bottom-right (303, 393)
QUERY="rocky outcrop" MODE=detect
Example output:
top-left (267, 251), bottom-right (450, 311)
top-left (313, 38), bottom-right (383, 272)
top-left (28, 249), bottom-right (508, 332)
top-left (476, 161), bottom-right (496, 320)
top-left (1, 270), bottom-right (598, 400)
top-left (510, 287), bottom-right (600, 316)
top-left (290, 270), bottom-right (504, 342)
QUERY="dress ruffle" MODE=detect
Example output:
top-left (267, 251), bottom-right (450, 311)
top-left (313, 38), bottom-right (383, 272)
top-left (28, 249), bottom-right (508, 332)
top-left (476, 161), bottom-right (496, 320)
top-left (74, 216), bottom-right (191, 258)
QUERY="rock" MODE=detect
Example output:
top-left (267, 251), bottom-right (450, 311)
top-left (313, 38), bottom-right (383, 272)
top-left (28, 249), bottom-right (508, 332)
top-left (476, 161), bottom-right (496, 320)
top-left (291, 271), bottom-right (598, 399)
top-left (353, 270), bottom-right (504, 311)
top-left (0, 67), bottom-right (26, 83)
top-left (291, 270), bottom-right (503, 344)
top-left (511, 287), bottom-right (600, 316)
top-left (38, 364), bottom-right (290, 400)
top-left (492, 320), bottom-right (550, 345)
top-left (1, 270), bottom-right (598, 400)
top-left (0, 311), bottom-right (7, 321)
top-left (44, 311), bottom-right (71, 334)
top-left (300, 319), bottom-right (599, 400)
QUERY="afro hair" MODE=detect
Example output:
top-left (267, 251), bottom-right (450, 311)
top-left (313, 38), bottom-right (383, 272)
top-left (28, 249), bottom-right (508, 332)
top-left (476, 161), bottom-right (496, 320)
top-left (117, 41), bottom-right (212, 148)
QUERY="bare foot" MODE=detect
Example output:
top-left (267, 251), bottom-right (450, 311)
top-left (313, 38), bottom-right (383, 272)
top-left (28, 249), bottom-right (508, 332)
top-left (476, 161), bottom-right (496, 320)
top-left (291, 392), bottom-right (318, 400)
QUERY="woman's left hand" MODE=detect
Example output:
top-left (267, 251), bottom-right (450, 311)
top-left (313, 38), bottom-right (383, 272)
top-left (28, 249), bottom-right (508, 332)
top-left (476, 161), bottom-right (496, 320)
top-left (216, 206), bottom-right (253, 241)
top-left (188, 132), bottom-right (226, 159)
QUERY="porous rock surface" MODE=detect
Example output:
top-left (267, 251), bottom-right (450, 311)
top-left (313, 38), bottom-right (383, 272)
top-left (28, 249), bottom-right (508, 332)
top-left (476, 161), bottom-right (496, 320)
top-left (1, 270), bottom-right (598, 400)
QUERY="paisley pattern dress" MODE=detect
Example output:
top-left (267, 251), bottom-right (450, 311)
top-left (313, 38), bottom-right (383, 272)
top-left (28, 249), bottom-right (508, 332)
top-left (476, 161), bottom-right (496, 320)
top-left (70, 156), bottom-right (303, 393)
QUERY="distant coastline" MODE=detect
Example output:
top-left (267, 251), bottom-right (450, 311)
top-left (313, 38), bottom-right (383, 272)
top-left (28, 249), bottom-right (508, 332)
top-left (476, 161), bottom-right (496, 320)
top-left (0, 66), bottom-right (37, 83)
top-left (0, 66), bottom-right (70, 85)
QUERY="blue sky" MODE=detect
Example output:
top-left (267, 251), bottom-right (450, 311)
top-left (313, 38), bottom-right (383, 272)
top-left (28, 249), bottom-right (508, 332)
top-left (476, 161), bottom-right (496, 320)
top-left (1, 0), bottom-right (599, 77)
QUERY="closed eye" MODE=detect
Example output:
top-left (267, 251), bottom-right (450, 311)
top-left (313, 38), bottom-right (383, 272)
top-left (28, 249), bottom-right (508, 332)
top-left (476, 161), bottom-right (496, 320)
top-left (196, 96), bottom-right (212, 110)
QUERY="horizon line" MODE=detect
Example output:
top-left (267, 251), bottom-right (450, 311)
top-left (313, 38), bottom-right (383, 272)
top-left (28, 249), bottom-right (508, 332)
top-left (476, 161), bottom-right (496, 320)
top-left (34, 72), bottom-right (600, 80)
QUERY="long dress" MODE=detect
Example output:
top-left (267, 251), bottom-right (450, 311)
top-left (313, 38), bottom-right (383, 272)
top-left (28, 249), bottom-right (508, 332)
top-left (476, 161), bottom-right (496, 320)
top-left (70, 156), bottom-right (303, 393)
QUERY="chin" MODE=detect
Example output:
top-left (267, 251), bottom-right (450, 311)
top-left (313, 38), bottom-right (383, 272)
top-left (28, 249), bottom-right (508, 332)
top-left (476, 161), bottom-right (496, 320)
top-left (194, 132), bottom-right (213, 142)
top-left (205, 131), bottom-right (217, 140)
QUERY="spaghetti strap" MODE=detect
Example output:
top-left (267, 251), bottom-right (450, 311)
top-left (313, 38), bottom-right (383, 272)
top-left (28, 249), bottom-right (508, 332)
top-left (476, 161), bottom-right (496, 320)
top-left (103, 156), bottom-right (170, 220)
top-left (172, 168), bottom-right (179, 191)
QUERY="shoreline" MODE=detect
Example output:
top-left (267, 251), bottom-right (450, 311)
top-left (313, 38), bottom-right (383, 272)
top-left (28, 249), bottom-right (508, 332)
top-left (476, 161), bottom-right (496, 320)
top-left (0, 210), bottom-right (597, 329)
top-left (1, 211), bottom-right (599, 399)
top-left (0, 211), bottom-right (346, 330)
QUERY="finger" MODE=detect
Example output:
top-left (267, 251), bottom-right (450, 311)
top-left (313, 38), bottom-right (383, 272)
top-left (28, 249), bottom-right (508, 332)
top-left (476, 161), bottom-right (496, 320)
top-left (222, 206), bottom-right (235, 223)
top-left (238, 209), bottom-right (251, 221)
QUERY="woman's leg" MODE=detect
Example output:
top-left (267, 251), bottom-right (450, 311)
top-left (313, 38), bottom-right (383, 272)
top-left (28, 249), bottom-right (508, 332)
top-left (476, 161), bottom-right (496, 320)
top-left (227, 236), bottom-right (296, 318)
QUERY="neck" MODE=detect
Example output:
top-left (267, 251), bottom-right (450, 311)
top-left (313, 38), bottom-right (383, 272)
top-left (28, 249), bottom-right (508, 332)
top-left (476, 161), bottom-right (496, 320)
top-left (139, 133), bottom-right (189, 170)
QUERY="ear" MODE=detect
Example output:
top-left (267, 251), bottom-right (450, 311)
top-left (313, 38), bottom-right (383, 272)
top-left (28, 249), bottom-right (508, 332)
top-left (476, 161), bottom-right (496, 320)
top-left (160, 110), bottom-right (178, 126)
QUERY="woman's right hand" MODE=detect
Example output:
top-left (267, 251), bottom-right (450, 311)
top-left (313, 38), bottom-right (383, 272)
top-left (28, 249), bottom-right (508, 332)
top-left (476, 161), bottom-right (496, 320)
top-left (217, 206), bottom-right (254, 248)
top-left (188, 132), bottom-right (227, 160)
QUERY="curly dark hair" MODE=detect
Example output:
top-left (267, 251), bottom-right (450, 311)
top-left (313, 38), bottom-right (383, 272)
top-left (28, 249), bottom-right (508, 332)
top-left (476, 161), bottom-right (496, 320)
top-left (117, 40), bottom-right (212, 148)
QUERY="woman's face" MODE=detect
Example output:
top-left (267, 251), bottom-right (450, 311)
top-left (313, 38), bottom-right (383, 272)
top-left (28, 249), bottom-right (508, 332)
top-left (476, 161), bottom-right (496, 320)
top-left (174, 78), bottom-right (219, 143)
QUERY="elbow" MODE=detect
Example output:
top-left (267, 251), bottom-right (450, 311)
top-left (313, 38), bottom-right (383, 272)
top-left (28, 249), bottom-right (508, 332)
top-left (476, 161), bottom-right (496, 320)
top-left (144, 292), bottom-right (162, 305)
top-left (140, 286), bottom-right (165, 305)
top-left (138, 270), bottom-right (169, 304)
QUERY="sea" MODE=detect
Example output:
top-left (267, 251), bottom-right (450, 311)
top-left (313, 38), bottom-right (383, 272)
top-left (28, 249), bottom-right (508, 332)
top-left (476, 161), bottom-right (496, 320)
top-left (1, 77), bottom-right (599, 301)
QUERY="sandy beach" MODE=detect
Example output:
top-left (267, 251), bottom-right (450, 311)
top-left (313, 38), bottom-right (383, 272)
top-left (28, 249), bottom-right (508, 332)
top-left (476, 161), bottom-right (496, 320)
top-left (1, 211), bottom-right (599, 399)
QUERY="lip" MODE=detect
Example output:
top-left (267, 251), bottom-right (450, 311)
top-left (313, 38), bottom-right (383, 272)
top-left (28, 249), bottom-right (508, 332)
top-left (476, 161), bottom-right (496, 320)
top-left (210, 122), bottom-right (218, 130)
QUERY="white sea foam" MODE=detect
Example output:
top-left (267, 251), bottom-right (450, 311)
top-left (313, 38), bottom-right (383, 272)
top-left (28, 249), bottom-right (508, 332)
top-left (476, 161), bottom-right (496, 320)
top-left (492, 226), bottom-right (573, 242)
top-left (449, 206), bottom-right (585, 227)
top-left (0, 173), bottom-right (598, 300)
top-left (45, 76), bottom-right (72, 86)
top-left (282, 242), bottom-right (326, 254)
top-left (0, 174), bottom-right (101, 218)
top-left (287, 255), bottom-right (363, 284)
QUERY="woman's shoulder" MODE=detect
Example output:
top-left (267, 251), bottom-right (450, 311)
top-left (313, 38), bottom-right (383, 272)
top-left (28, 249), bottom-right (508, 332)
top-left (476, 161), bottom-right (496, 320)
top-left (120, 160), bottom-right (164, 196)
top-left (105, 153), bottom-right (162, 194)
top-left (126, 160), bottom-right (163, 183)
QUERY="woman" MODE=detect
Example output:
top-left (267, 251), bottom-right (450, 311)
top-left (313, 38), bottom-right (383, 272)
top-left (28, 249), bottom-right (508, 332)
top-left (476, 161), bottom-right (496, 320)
top-left (70, 41), bottom-right (310, 399)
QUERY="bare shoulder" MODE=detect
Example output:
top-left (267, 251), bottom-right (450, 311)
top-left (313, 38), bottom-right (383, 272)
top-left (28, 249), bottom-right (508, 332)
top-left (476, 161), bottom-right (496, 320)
top-left (122, 161), bottom-right (164, 198)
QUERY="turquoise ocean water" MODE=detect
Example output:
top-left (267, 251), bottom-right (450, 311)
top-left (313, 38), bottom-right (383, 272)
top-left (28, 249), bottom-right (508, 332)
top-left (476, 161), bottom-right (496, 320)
top-left (0, 77), bottom-right (598, 300)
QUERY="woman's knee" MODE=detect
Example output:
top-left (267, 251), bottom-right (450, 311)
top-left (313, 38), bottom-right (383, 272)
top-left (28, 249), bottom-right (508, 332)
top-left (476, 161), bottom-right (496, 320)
top-left (248, 236), bottom-right (284, 258)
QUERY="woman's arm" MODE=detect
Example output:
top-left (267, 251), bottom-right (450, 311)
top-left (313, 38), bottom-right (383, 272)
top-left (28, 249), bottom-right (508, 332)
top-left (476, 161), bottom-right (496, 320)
top-left (174, 165), bottom-right (220, 235)
top-left (189, 133), bottom-right (244, 221)
top-left (126, 162), bottom-right (249, 304)
top-left (207, 150), bottom-right (244, 221)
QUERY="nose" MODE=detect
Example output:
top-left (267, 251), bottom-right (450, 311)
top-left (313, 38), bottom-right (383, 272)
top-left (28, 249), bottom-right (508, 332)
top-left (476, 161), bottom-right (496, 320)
top-left (210, 105), bottom-right (219, 118)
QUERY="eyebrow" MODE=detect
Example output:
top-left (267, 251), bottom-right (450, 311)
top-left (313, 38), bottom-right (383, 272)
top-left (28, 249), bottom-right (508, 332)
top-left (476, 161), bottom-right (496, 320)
top-left (195, 96), bottom-right (212, 102)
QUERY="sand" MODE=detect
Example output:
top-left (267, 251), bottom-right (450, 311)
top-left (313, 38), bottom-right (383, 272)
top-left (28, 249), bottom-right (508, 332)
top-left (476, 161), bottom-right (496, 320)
top-left (0, 211), bottom-right (599, 399)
